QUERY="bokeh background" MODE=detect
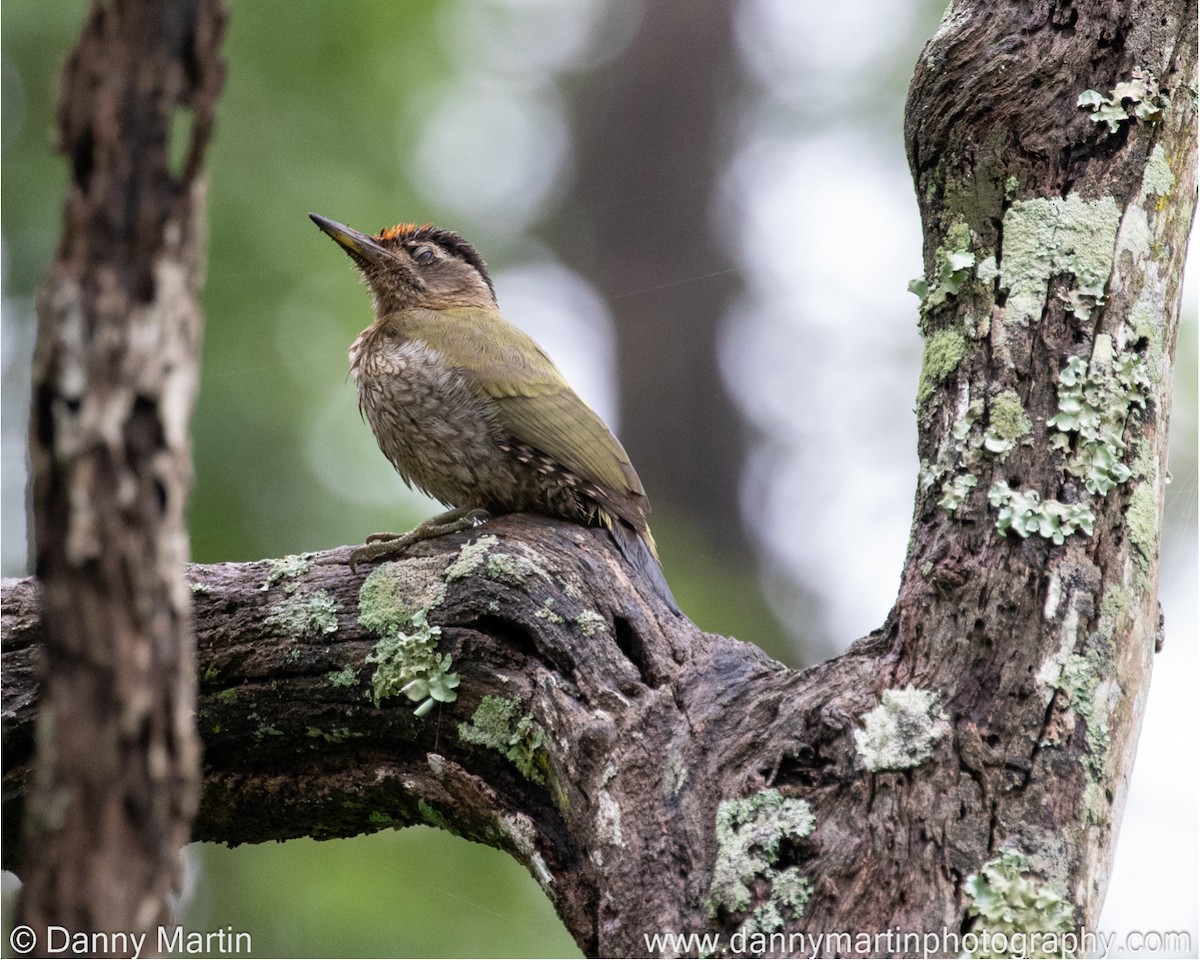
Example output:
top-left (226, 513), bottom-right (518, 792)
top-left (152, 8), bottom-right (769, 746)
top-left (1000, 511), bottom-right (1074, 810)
top-left (2, 1), bottom-right (1195, 956)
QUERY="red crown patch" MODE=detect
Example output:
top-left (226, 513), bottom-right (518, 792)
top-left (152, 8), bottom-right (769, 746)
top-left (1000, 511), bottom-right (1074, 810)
top-left (376, 222), bottom-right (433, 242)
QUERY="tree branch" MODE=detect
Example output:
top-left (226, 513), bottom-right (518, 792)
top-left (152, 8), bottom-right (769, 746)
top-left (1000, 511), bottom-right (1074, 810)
top-left (4, 0), bottom-right (1194, 957)
top-left (7, 515), bottom-right (859, 955)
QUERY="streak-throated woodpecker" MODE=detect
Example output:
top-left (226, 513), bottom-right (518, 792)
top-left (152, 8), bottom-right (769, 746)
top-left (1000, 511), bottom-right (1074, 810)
top-left (310, 214), bottom-right (678, 613)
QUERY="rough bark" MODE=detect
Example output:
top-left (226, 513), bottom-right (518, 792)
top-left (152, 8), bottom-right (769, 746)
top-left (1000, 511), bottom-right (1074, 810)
top-left (3, 520), bottom-right (885, 957)
top-left (14, 0), bottom-right (226, 948)
top-left (2, 0), bottom-right (1194, 958)
top-left (902, 0), bottom-right (1195, 930)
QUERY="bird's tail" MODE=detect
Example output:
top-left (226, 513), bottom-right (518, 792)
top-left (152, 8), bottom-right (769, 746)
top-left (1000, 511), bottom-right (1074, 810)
top-left (607, 519), bottom-right (680, 615)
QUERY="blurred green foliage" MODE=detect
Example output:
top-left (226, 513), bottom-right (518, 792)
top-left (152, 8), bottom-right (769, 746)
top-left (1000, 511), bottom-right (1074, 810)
top-left (194, 0), bottom-right (457, 564)
top-left (188, 830), bottom-right (579, 958)
top-left (1, 3), bottom-right (581, 955)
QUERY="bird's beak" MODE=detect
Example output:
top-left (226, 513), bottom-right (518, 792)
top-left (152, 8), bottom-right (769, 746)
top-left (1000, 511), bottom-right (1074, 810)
top-left (309, 213), bottom-right (390, 266)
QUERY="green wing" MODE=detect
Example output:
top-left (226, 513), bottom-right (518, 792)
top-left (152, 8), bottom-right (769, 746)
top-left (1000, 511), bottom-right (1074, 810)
top-left (404, 307), bottom-right (646, 507)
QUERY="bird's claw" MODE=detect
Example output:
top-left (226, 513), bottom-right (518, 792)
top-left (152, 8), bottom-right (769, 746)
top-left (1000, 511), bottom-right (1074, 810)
top-left (364, 531), bottom-right (402, 544)
top-left (348, 509), bottom-right (493, 574)
top-left (348, 535), bottom-right (415, 573)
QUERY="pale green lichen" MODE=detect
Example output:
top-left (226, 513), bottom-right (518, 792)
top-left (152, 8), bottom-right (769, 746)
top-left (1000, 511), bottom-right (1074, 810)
top-left (1125, 482), bottom-right (1158, 586)
top-left (1083, 782), bottom-right (1110, 826)
top-left (999, 194), bottom-right (1121, 326)
top-left (1129, 300), bottom-right (1157, 340)
top-left (917, 328), bottom-right (968, 405)
top-left (189, 581), bottom-right (211, 595)
top-left (1129, 295), bottom-right (1166, 368)
top-left (443, 535), bottom-right (499, 581)
top-left (574, 610), bottom-right (607, 638)
top-left (1117, 200), bottom-right (1156, 264)
top-left (1037, 591), bottom-right (1119, 793)
top-left (975, 255), bottom-right (999, 285)
top-left (365, 609), bottom-right (459, 716)
top-left (964, 850), bottom-right (1075, 958)
top-left (952, 396), bottom-right (985, 446)
top-left (921, 398), bottom-right (969, 494)
top-left (1061, 280), bottom-right (1107, 322)
top-left (928, 397), bottom-right (983, 515)
top-left (706, 789), bottom-right (815, 925)
top-left (1047, 340), bottom-right (1150, 496)
top-left (534, 599), bottom-right (565, 624)
top-left (1129, 436), bottom-right (1155, 481)
top-left (988, 482), bottom-right (1095, 544)
top-left (663, 748), bottom-right (688, 797)
top-left (262, 553), bottom-right (312, 592)
top-left (458, 695), bottom-right (546, 784)
top-left (987, 339), bottom-right (1149, 543)
top-left (486, 547), bottom-right (554, 587)
top-left (1049, 653), bottom-right (1111, 776)
top-left (932, 388), bottom-right (1033, 517)
top-left (1142, 144), bottom-right (1175, 197)
top-left (984, 390), bottom-right (1032, 455)
top-left (939, 473), bottom-right (978, 513)
top-left (1099, 584), bottom-right (1130, 625)
top-left (1078, 67), bottom-right (1168, 135)
top-left (736, 867), bottom-right (813, 941)
top-left (266, 589), bottom-right (339, 637)
top-left (910, 221), bottom-right (977, 316)
top-left (358, 560), bottom-right (447, 633)
top-left (855, 687), bottom-right (948, 772)
top-left (327, 666), bottom-right (358, 688)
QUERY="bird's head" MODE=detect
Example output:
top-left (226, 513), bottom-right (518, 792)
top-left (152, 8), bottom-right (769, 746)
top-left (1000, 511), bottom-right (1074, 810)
top-left (309, 214), bottom-right (496, 313)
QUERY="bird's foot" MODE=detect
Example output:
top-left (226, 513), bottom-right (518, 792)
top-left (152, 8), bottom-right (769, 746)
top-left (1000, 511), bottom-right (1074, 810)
top-left (363, 531), bottom-right (402, 544)
top-left (349, 508), bottom-right (492, 573)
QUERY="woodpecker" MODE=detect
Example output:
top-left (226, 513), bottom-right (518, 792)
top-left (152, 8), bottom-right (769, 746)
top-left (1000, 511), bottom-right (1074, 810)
top-left (310, 213), bottom-right (678, 613)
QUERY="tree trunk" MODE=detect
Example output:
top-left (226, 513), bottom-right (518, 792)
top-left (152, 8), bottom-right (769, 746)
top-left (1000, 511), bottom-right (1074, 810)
top-left (2, 0), bottom-right (1193, 957)
top-left (13, 0), bottom-right (226, 950)
top-left (902, 0), bottom-right (1195, 931)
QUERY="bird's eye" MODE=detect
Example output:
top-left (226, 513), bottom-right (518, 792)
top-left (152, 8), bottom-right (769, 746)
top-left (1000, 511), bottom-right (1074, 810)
top-left (411, 246), bottom-right (435, 264)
